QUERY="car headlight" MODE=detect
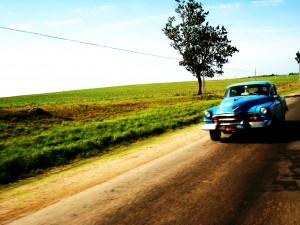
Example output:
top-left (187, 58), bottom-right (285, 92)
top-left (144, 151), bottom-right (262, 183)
top-left (260, 107), bottom-right (268, 115)
top-left (204, 110), bottom-right (212, 118)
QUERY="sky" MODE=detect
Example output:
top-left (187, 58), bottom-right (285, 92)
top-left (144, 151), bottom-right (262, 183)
top-left (0, 0), bottom-right (299, 97)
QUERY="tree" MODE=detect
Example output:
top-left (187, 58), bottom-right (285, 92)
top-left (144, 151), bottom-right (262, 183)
top-left (163, 0), bottom-right (239, 95)
top-left (296, 51), bottom-right (300, 83)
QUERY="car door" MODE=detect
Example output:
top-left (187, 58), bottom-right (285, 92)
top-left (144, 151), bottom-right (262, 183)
top-left (269, 85), bottom-right (283, 120)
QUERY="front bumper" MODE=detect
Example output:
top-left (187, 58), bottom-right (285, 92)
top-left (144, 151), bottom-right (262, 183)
top-left (201, 120), bottom-right (271, 131)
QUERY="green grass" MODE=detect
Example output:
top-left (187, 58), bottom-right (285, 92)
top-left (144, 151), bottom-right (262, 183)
top-left (0, 74), bottom-right (299, 184)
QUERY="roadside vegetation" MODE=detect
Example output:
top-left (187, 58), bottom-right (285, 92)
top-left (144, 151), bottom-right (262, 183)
top-left (0, 75), bottom-right (299, 184)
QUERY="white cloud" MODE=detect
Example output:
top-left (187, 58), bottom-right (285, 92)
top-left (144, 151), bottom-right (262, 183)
top-left (251, 0), bottom-right (283, 5)
top-left (206, 3), bottom-right (241, 11)
top-left (42, 19), bottom-right (82, 27)
top-left (73, 5), bottom-right (113, 13)
top-left (93, 15), bottom-right (164, 32)
top-left (105, 17), bottom-right (150, 30)
top-left (10, 23), bottom-right (34, 30)
top-left (100, 5), bottom-right (114, 10)
top-left (218, 3), bottom-right (241, 10)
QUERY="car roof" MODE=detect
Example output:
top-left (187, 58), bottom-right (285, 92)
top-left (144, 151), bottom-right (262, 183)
top-left (227, 81), bottom-right (273, 88)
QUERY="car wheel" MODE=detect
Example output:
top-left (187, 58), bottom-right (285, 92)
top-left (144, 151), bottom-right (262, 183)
top-left (277, 112), bottom-right (286, 128)
top-left (281, 112), bottom-right (286, 122)
top-left (209, 130), bottom-right (221, 141)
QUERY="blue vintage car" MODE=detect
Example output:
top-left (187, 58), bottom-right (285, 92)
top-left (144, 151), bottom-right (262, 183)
top-left (201, 81), bottom-right (288, 141)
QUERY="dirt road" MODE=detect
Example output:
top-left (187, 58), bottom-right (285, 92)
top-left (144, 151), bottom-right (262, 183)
top-left (2, 95), bottom-right (300, 225)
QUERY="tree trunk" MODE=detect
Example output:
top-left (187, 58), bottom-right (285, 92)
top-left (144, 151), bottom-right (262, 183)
top-left (197, 75), bottom-right (202, 95)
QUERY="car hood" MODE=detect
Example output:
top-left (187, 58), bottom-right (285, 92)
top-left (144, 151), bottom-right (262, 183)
top-left (215, 95), bottom-right (270, 114)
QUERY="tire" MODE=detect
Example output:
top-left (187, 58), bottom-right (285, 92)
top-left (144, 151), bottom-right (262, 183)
top-left (278, 112), bottom-right (286, 128)
top-left (209, 130), bottom-right (221, 141)
top-left (281, 112), bottom-right (286, 122)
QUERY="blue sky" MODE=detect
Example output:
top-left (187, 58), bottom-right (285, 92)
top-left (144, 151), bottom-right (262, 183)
top-left (0, 0), bottom-right (299, 97)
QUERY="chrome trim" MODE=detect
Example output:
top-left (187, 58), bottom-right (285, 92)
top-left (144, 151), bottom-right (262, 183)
top-left (201, 124), bottom-right (217, 130)
top-left (202, 113), bottom-right (271, 131)
top-left (212, 113), bottom-right (257, 118)
top-left (218, 118), bottom-right (238, 121)
top-left (249, 121), bottom-right (267, 128)
top-left (219, 122), bottom-right (241, 126)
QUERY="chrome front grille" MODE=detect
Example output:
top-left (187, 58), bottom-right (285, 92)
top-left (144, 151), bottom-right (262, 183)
top-left (213, 113), bottom-right (258, 125)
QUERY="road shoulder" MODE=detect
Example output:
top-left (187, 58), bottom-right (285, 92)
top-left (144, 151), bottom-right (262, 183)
top-left (0, 125), bottom-right (207, 224)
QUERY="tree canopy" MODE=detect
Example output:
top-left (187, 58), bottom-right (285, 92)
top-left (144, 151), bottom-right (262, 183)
top-left (163, 0), bottom-right (239, 95)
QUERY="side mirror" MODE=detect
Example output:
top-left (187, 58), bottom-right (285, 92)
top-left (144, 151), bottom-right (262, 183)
top-left (271, 95), bottom-right (279, 101)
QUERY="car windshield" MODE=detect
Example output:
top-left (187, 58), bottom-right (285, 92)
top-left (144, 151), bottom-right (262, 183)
top-left (224, 84), bottom-right (269, 98)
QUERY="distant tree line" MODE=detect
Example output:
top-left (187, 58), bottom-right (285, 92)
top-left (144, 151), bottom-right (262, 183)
top-left (244, 73), bottom-right (298, 79)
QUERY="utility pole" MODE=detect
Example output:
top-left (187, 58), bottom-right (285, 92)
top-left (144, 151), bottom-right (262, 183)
top-left (255, 68), bottom-right (256, 80)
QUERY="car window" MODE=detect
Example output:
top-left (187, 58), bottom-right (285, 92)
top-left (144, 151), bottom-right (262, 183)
top-left (270, 85), bottom-right (277, 96)
top-left (225, 84), bottom-right (269, 97)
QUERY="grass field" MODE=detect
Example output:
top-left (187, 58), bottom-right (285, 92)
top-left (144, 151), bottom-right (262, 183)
top-left (0, 75), bottom-right (299, 184)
